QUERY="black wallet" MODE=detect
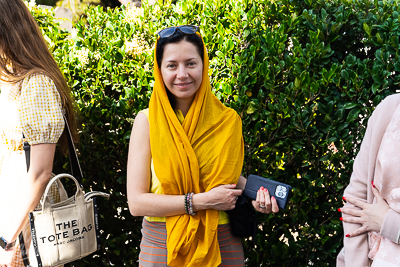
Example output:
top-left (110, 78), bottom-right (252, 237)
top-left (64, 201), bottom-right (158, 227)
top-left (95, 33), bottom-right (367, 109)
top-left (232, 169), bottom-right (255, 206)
top-left (243, 174), bottom-right (292, 210)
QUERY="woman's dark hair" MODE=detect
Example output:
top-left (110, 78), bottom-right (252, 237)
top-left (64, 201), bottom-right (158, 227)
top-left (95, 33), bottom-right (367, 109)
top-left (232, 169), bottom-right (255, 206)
top-left (156, 31), bottom-right (204, 109)
top-left (156, 30), bottom-right (204, 68)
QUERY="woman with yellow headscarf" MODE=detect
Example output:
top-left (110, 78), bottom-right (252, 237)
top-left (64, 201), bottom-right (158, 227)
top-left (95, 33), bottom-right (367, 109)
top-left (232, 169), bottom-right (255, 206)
top-left (127, 25), bottom-right (279, 267)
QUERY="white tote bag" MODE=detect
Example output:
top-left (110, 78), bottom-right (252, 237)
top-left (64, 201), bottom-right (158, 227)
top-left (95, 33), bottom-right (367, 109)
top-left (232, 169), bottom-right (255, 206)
top-left (19, 114), bottom-right (109, 266)
top-left (26, 173), bottom-right (109, 267)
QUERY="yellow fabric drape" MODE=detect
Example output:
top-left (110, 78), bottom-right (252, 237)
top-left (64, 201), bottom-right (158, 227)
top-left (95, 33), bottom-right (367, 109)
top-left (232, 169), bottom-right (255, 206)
top-left (149, 34), bottom-right (244, 267)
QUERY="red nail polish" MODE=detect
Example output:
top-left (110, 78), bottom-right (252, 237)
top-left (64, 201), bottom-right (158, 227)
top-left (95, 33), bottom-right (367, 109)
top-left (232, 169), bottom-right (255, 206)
top-left (340, 217), bottom-right (343, 221)
top-left (345, 234), bottom-right (350, 237)
top-left (338, 208), bottom-right (341, 212)
top-left (342, 197), bottom-right (346, 201)
top-left (271, 196), bottom-right (275, 200)
top-left (371, 181), bottom-right (376, 188)
top-left (260, 186), bottom-right (264, 189)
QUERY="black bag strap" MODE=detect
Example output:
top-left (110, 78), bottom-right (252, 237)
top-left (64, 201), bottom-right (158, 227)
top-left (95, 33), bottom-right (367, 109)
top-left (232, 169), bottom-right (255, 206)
top-left (18, 232), bottom-right (30, 266)
top-left (23, 136), bottom-right (31, 172)
top-left (63, 114), bottom-right (83, 182)
top-left (23, 114), bottom-right (83, 182)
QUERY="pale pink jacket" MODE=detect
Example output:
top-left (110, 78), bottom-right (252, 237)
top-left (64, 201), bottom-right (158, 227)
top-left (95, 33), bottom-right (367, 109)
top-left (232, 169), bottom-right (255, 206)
top-left (337, 94), bottom-right (400, 267)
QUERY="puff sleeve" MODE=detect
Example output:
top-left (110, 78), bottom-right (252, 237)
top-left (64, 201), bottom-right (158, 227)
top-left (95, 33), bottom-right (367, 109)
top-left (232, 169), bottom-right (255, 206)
top-left (17, 74), bottom-right (64, 145)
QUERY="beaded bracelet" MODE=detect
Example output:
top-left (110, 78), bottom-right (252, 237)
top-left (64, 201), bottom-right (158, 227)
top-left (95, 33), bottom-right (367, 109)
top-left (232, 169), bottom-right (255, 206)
top-left (184, 192), bottom-right (196, 215)
top-left (188, 192), bottom-right (196, 216)
top-left (184, 193), bottom-right (189, 215)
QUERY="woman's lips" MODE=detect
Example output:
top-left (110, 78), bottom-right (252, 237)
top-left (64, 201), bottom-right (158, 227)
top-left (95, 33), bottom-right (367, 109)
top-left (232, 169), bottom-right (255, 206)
top-left (175, 82), bottom-right (193, 89)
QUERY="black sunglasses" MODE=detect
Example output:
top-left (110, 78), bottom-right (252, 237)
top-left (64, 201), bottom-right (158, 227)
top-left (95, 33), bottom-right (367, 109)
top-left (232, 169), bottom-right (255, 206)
top-left (157, 25), bottom-right (199, 38)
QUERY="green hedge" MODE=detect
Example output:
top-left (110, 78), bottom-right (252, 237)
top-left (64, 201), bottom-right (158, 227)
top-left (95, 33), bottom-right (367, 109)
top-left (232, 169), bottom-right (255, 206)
top-left (30, 0), bottom-right (400, 266)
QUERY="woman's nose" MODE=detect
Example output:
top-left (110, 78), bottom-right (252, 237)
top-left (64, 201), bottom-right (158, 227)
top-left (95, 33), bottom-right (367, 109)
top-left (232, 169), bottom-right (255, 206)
top-left (177, 65), bottom-right (189, 79)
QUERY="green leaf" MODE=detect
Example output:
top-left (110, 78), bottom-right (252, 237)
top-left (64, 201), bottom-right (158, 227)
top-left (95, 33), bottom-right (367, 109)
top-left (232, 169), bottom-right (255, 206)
top-left (227, 39), bottom-right (234, 51)
top-left (318, 102), bottom-right (328, 114)
top-left (376, 33), bottom-right (383, 43)
top-left (363, 22), bottom-right (371, 36)
top-left (295, 77), bottom-right (301, 88)
top-left (216, 51), bottom-right (224, 58)
top-left (347, 108), bottom-right (360, 122)
top-left (123, 131), bottom-right (131, 139)
top-left (246, 101), bottom-right (258, 114)
top-left (341, 70), bottom-right (349, 80)
top-left (372, 74), bottom-right (384, 85)
top-left (216, 22), bottom-right (224, 36)
top-left (371, 83), bottom-right (380, 94)
top-left (321, 8), bottom-right (327, 20)
top-left (294, 62), bottom-right (305, 74)
top-left (344, 102), bottom-right (358, 109)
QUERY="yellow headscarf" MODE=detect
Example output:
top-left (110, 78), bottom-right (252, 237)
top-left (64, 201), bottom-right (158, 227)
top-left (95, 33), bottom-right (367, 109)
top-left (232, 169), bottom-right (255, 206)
top-left (149, 33), bottom-right (244, 267)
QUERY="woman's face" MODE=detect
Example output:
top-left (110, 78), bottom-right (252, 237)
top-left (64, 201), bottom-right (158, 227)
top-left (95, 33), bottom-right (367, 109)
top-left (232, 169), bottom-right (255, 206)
top-left (160, 40), bottom-right (203, 104)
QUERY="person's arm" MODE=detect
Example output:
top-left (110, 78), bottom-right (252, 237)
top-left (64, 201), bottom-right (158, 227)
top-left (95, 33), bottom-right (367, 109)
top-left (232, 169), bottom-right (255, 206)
top-left (0, 143), bottom-right (56, 265)
top-left (126, 113), bottom-right (242, 217)
top-left (338, 114), bottom-right (374, 266)
top-left (337, 95), bottom-right (400, 266)
top-left (380, 208), bottom-right (400, 244)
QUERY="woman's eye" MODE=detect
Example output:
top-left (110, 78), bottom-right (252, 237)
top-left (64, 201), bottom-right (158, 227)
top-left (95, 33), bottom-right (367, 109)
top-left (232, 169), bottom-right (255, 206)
top-left (167, 64), bottom-right (177, 68)
top-left (188, 62), bottom-right (196, 66)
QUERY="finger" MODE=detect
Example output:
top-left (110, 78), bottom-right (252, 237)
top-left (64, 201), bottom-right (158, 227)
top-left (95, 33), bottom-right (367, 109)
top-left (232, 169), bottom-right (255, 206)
top-left (259, 187), bottom-right (266, 209)
top-left (340, 215), bottom-right (364, 224)
top-left (253, 191), bottom-right (262, 212)
top-left (255, 188), bottom-right (261, 206)
top-left (344, 197), bottom-right (367, 210)
top-left (371, 181), bottom-right (386, 204)
top-left (232, 189), bottom-right (243, 196)
top-left (340, 207), bottom-right (363, 217)
top-left (346, 225), bottom-right (369, 237)
top-left (263, 188), bottom-right (272, 213)
top-left (263, 188), bottom-right (270, 204)
top-left (271, 196), bottom-right (279, 213)
top-left (220, 184), bottom-right (237, 189)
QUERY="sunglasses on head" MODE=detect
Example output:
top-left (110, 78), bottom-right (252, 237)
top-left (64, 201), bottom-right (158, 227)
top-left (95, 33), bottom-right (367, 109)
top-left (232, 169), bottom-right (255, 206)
top-left (157, 25), bottom-right (199, 38)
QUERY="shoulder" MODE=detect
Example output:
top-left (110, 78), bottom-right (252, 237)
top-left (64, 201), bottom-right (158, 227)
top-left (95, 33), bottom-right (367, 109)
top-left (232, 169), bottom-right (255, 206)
top-left (139, 108), bottom-right (149, 121)
top-left (222, 105), bottom-right (242, 124)
top-left (19, 74), bottom-right (59, 98)
top-left (130, 110), bottom-right (150, 150)
top-left (370, 94), bottom-right (400, 124)
top-left (22, 74), bottom-right (55, 88)
top-left (217, 105), bottom-right (242, 134)
top-left (376, 94), bottom-right (400, 110)
top-left (211, 95), bottom-right (242, 122)
top-left (11, 74), bottom-right (57, 100)
top-left (133, 109), bottom-right (149, 132)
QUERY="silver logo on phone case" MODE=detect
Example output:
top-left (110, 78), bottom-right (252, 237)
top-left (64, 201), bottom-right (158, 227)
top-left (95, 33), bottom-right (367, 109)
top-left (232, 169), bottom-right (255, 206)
top-left (275, 185), bottom-right (287, 198)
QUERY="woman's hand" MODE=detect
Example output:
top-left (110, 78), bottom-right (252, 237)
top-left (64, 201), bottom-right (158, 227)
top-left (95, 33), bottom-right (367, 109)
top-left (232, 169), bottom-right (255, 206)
top-left (202, 184), bottom-right (243, 211)
top-left (340, 182), bottom-right (389, 237)
top-left (0, 247), bottom-right (14, 267)
top-left (252, 187), bottom-right (279, 214)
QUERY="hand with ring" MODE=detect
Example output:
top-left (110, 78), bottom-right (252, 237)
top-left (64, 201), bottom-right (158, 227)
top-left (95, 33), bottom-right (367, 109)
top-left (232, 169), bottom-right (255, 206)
top-left (252, 186), bottom-right (279, 214)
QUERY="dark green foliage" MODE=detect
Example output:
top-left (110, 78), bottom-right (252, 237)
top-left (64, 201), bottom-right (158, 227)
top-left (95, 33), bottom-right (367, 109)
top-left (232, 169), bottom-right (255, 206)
top-left (31, 0), bottom-right (400, 266)
top-left (36, 0), bottom-right (58, 6)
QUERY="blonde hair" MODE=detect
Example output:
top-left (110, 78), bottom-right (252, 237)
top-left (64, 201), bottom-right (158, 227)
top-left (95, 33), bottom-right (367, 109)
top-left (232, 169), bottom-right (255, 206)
top-left (0, 0), bottom-right (78, 151)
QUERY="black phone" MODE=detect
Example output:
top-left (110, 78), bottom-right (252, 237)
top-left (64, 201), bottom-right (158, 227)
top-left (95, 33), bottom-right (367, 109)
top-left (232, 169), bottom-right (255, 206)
top-left (243, 174), bottom-right (292, 210)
